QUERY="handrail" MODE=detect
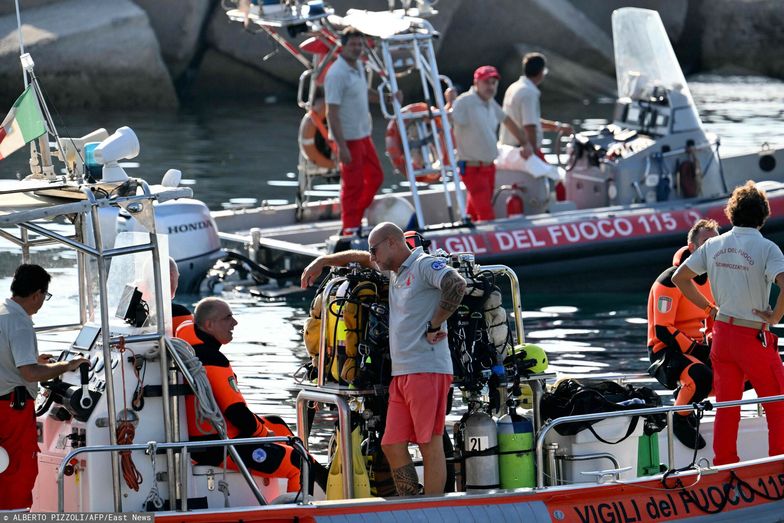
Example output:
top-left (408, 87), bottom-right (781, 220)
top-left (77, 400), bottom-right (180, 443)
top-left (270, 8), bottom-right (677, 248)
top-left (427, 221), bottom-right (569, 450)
top-left (534, 393), bottom-right (784, 487)
top-left (57, 436), bottom-right (311, 512)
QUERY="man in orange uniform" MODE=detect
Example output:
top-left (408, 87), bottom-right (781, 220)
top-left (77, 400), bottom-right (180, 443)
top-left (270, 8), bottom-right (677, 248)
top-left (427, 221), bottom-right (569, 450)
top-left (647, 219), bottom-right (719, 448)
top-left (178, 297), bottom-right (325, 493)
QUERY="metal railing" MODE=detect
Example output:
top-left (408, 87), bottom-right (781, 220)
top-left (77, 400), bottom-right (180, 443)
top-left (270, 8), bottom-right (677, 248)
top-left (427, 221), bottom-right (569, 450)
top-left (534, 392), bottom-right (784, 487)
top-left (57, 436), bottom-right (311, 512)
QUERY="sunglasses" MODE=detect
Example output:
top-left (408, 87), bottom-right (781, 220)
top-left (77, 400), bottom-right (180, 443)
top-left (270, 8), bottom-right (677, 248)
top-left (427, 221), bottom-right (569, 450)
top-left (368, 240), bottom-right (385, 256)
top-left (44, 291), bottom-right (52, 301)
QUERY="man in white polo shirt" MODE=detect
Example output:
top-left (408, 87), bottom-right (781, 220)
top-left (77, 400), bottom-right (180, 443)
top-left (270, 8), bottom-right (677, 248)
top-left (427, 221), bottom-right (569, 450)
top-left (445, 65), bottom-right (532, 222)
top-left (300, 222), bottom-right (467, 496)
top-left (673, 181), bottom-right (784, 465)
top-left (0, 264), bottom-right (88, 509)
top-left (325, 28), bottom-right (384, 236)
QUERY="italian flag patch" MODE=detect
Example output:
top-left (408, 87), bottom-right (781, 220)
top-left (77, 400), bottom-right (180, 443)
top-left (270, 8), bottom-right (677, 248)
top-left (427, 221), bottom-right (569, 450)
top-left (657, 296), bottom-right (673, 313)
top-left (0, 85), bottom-right (46, 160)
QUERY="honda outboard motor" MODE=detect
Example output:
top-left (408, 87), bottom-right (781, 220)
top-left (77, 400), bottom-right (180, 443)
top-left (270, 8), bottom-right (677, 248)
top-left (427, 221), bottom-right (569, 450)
top-left (118, 198), bottom-right (222, 292)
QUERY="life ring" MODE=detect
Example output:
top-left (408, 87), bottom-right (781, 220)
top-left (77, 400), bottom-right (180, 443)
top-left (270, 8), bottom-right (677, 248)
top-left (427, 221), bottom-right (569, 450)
top-left (385, 102), bottom-right (451, 183)
top-left (299, 99), bottom-right (336, 169)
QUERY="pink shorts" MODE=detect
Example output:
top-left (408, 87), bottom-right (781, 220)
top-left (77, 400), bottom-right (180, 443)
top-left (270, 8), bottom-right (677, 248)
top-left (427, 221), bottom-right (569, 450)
top-left (381, 373), bottom-right (452, 446)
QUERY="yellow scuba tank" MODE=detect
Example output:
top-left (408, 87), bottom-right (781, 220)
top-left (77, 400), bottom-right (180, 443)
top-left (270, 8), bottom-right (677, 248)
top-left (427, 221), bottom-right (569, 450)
top-left (326, 426), bottom-right (372, 499)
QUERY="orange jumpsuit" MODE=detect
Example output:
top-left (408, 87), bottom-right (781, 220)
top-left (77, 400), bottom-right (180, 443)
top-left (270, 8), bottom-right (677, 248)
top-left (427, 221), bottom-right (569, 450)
top-left (647, 248), bottom-right (714, 414)
top-left (171, 302), bottom-right (193, 335)
top-left (177, 320), bottom-right (305, 492)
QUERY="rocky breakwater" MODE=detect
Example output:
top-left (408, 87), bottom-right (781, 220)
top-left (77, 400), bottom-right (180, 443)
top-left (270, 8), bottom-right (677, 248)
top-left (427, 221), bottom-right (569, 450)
top-left (0, 0), bottom-right (176, 109)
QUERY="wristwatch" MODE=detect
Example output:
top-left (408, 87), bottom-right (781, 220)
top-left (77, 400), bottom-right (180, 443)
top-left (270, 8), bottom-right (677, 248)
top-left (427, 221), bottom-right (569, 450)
top-left (426, 321), bottom-right (441, 334)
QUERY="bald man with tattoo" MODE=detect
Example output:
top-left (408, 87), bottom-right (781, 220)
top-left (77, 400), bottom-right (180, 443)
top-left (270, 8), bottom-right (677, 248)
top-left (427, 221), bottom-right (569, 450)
top-left (301, 222), bottom-right (466, 496)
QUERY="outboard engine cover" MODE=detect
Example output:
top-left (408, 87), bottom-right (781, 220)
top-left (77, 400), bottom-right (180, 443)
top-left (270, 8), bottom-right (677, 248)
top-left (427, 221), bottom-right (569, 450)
top-left (462, 412), bottom-right (499, 491)
top-left (118, 198), bottom-right (222, 292)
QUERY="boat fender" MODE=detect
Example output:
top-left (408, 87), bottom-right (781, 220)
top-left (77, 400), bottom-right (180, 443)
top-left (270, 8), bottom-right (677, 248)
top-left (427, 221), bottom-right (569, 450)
top-left (462, 412), bottom-right (500, 490)
top-left (497, 414), bottom-right (534, 489)
top-left (385, 102), bottom-right (450, 183)
top-left (0, 446), bottom-right (8, 474)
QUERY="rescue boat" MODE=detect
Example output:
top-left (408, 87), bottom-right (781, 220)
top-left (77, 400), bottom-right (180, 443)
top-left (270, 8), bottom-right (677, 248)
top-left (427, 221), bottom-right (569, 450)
top-left (213, 3), bottom-right (784, 293)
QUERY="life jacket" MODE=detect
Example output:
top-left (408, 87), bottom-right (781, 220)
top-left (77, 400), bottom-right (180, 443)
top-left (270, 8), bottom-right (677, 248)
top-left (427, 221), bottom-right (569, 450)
top-left (177, 320), bottom-right (267, 440)
top-left (172, 302), bottom-right (193, 334)
top-left (647, 254), bottom-right (713, 354)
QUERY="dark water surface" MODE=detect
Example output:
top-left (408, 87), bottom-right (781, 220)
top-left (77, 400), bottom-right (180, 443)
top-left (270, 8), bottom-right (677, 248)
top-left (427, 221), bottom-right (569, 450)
top-left (1, 76), bottom-right (783, 433)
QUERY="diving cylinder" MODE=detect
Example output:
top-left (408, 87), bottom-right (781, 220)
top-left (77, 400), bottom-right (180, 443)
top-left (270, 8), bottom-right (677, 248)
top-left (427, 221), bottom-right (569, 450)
top-left (463, 412), bottom-right (500, 490)
top-left (326, 280), bottom-right (349, 382)
top-left (497, 413), bottom-right (535, 488)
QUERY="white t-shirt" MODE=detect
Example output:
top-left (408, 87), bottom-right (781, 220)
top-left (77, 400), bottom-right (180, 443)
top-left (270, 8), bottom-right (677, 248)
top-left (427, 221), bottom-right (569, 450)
top-left (324, 55), bottom-right (372, 141)
top-left (0, 298), bottom-right (39, 397)
top-left (451, 88), bottom-right (507, 163)
top-left (683, 227), bottom-right (784, 322)
top-left (499, 77), bottom-right (542, 149)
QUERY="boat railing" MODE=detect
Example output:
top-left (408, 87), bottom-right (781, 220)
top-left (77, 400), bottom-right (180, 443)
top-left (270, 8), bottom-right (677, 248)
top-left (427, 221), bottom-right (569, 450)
top-left (56, 436), bottom-right (311, 512)
top-left (534, 392), bottom-right (784, 487)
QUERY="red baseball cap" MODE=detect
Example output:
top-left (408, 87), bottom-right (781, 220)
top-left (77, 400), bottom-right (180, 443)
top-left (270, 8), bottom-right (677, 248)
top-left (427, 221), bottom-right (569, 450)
top-left (474, 65), bottom-right (500, 82)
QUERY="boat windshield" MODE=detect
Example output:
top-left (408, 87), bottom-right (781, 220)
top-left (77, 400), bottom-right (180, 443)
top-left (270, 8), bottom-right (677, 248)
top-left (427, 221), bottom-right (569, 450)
top-left (612, 8), bottom-right (692, 103)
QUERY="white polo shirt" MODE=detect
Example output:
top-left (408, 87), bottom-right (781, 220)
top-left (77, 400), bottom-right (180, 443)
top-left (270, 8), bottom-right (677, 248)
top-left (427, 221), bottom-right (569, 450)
top-left (389, 247), bottom-right (454, 376)
top-left (0, 298), bottom-right (39, 397)
top-left (683, 227), bottom-right (784, 322)
top-left (451, 88), bottom-right (506, 163)
top-left (324, 55), bottom-right (372, 141)
top-left (499, 77), bottom-right (542, 149)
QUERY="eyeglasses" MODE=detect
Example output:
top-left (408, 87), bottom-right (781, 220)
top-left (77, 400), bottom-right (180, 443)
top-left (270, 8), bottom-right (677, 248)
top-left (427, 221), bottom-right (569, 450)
top-left (44, 291), bottom-right (52, 301)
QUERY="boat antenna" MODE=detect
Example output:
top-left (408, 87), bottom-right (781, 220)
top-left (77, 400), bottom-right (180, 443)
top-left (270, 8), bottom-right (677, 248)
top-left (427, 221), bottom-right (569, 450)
top-left (14, 0), bottom-right (70, 180)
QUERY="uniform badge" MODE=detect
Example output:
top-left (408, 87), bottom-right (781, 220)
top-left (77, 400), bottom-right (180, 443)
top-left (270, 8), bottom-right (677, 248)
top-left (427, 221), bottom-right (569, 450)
top-left (252, 448), bottom-right (267, 463)
top-left (228, 375), bottom-right (240, 393)
top-left (431, 259), bottom-right (446, 270)
top-left (657, 296), bottom-right (673, 314)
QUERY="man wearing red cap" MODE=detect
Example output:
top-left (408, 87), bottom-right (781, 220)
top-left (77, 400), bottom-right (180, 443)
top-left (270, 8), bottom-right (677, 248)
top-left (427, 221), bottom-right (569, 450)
top-left (446, 66), bottom-right (532, 222)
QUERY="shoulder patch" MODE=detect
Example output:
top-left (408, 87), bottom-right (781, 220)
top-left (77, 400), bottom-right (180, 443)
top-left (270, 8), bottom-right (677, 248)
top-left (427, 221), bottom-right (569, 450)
top-left (657, 296), bottom-right (673, 314)
top-left (251, 448), bottom-right (267, 463)
top-left (228, 375), bottom-right (240, 393)
top-left (431, 259), bottom-right (446, 271)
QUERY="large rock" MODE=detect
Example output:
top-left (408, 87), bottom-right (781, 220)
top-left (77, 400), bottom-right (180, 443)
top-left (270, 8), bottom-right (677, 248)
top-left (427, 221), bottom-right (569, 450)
top-left (0, 0), bottom-right (177, 109)
top-left (436, 0), bottom-right (615, 95)
top-left (132, 0), bottom-right (213, 79)
top-left (502, 44), bottom-right (616, 101)
top-left (701, 0), bottom-right (784, 79)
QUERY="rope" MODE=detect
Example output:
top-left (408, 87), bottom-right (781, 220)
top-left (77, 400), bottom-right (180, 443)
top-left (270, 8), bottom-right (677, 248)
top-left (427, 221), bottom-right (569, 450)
top-left (165, 337), bottom-right (226, 435)
top-left (116, 337), bottom-right (143, 491)
top-left (143, 442), bottom-right (164, 510)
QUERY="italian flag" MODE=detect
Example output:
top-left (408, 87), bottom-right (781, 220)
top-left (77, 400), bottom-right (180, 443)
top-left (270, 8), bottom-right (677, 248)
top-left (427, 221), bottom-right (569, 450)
top-left (0, 86), bottom-right (46, 160)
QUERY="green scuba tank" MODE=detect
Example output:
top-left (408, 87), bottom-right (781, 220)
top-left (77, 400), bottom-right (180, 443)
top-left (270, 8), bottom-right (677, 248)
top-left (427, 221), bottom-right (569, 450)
top-left (497, 413), bottom-right (534, 489)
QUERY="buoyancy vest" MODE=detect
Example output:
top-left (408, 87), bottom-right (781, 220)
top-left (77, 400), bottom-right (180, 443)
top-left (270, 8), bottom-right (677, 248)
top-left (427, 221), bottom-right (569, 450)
top-left (647, 257), bottom-right (713, 354)
top-left (176, 320), bottom-right (268, 440)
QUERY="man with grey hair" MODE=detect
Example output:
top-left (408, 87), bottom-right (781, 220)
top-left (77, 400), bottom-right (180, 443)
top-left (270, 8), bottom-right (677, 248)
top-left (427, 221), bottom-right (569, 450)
top-left (169, 257), bottom-right (192, 333)
top-left (178, 297), bottom-right (325, 493)
top-left (302, 222), bottom-right (467, 496)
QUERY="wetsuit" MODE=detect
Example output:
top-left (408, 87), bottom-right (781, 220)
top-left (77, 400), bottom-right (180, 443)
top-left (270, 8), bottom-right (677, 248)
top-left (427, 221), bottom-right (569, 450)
top-left (177, 320), bottom-right (305, 492)
top-left (647, 247), bottom-right (713, 413)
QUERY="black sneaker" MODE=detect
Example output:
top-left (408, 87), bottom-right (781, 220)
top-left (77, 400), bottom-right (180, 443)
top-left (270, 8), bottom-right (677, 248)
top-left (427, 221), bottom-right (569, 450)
top-left (672, 413), bottom-right (706, 450)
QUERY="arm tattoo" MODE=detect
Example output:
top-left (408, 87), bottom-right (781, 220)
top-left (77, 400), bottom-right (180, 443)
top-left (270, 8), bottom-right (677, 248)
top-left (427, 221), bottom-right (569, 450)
top-left (392, 463), bottom-right (421, 496)
top-left (438, 271), bottom-right (467, 313)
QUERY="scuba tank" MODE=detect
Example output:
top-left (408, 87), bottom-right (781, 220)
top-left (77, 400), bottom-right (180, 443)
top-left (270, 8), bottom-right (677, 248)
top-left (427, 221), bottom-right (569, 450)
top-left (497, 413), bottom-right (534, 489)
top-left (462, 412), bottom-right (499, 491)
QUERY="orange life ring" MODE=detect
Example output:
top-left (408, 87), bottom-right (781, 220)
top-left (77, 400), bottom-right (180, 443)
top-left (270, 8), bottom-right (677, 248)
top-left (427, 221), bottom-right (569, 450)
top-left (385, 102), bottom-right (451, 183)
top-left (299, 99), bottom-right (336, 169)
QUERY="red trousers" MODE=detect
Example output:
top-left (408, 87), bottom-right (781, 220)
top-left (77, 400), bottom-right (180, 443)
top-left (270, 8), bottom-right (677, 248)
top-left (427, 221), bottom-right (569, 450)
top-left (711, 321), bottom-right (784, 465)
top-left (339, 137), bottom-right (384, 232)
top-left (460, 163), bottom-right (496, 221)
top-left (0, 399), bottom-right (39, 509)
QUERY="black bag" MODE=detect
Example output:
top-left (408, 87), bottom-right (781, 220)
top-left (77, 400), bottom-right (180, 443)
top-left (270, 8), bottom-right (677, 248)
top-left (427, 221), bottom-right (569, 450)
top-left (540, 379), bottom-right (666, 442)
